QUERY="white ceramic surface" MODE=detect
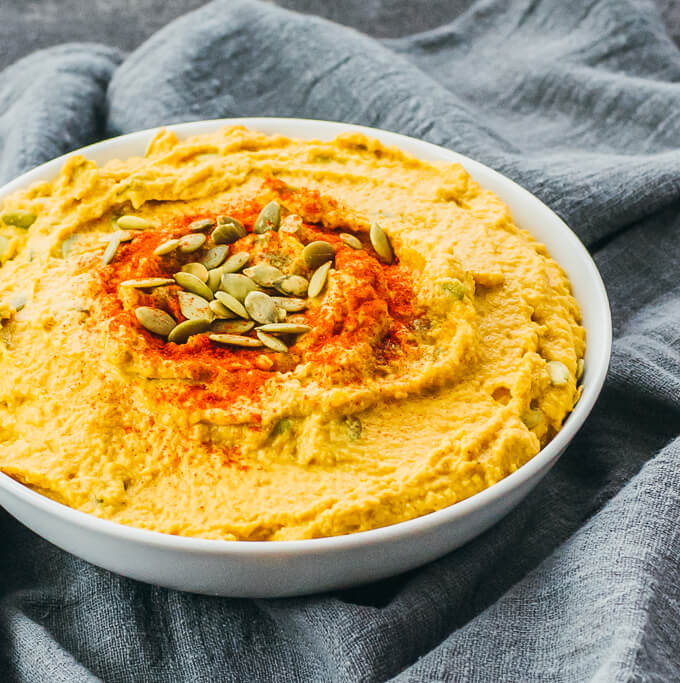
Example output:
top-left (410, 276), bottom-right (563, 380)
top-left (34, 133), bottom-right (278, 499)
top-left (0, 118), bottom-right (611, 597)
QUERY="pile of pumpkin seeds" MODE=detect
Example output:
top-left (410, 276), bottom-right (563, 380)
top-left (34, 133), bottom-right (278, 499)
top-left (105, 204), bottom-right (395, 352)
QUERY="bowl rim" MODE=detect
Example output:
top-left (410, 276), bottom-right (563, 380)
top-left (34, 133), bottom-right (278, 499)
top-left (0, 117), bottom-right (612, 555)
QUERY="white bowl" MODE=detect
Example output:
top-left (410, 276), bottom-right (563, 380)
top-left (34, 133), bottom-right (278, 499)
top-left (0, 118), bottom-right (611, 597)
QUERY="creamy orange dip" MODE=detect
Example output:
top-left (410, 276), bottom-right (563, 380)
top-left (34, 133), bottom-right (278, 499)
top-left (0, 127), bottom-right (585, 540)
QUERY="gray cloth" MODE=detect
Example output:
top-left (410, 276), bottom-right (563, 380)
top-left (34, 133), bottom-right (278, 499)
top-left (1, 0), bottom-right (680, 680)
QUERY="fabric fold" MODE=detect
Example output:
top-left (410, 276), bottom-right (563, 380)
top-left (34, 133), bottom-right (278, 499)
top-left (0, 44), bottom-right (122, 185)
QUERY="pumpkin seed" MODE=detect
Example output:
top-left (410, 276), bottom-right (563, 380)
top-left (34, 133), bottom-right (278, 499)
top-left (370, 222), bottom-right (394, 264)
top-left (522, 408), bottom-right (544, 429)
top-left (154, 238), bottom-right (180, 256)
top-left (256, 323), bottom-right (311, 335)
top-left (209, 299), bottom-right (236, 319)
top-left (307, 261), bottom-right (331, 298)
top-left (178, 291), bottom-right (213, 321)
top-left (222, 251), bottom-right (249, 273)
top-left (218, 215), bottom-right (246, 229)
top-left (207, 268), bottom-right (223, 292)
top-left (215, 291), bottom-right (249, 319)
top-left (120, 278), bottom-right (174, 288)
top-left (102, 234), bottom-right (122, 265)
top-left (9, 292), bottom-right (28, 311)
top-left (167, 318), bottom-right (210, 344)
top-left (174, 272), bottom-right (213, 300)
top-left (256, 330), bottom-right (288, 352)
top-left (220, 273), bottom-right (258, 301)
top-left (2, 210), bottom-right (36, 229)
top-left (213, 217), bottom-right (246, 244)
top-left (344, 415), bottom-right (362, 440)
top-left (275, 274), bottom-right (309, 297)
top-left (211, 320), bottom-right (255, 334)
top-left (0, 235), bottom-right (8, 261)
top-left (272, 417), bottom-right (292, 435)
top-left (61, 234), bottom-right (81, 258)
top-left (117, 215), bottom-right (151, 230)
top-left (244, 263), bottom-right (285, 288)
top-left (189, 218), bottom-right (215, 232)
top-left (244, 291), bottom-right (280, 324)
top-left (135, 307), bottom-right (176, 337)
top-left (339, 233), bottom-right (362, 249)
top-left (100, 230), bottom-right (134, 243)
top-left (254, 201), bottom-right (281, 233)
top-left (201, 244), bottom-right (230, 270)
top-left (577, 358), bottom-right (585, 381)
top-left (302, 241), bottom-right (335, 269)
top-left (209, 333), bottom-right (263, 347)
top-left (270, 296), bottom-right (308, 312)
top-left (442, 280), bottom-right (464, 300)
top-left (181, 262), bottom-right (209, 282)
top-left (178, 233), bottom-right (206, 253)
top-left (547, 360), bottom-right (570, 386)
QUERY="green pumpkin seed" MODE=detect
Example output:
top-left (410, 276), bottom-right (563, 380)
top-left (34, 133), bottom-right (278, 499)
top-left (61, 234), bottom-right (81, 258)
top-left (220, 273), bottom-right (258, 301)
top-left (522, 408), bottom-right (544, 429)
top-left (154, 238), bottom-right (180, 256)
top-left (178, 233), bottom-right (206, 253)
top-left (275, 274), bottom-right (309, 297)
top-left (174, 272), bottom-right (213, 300)
top-left (209, 299), bottom-right (236, 319)
top-left (339, 233), bottom-right (362, 249)
top-left (117, 215), bottom-right (151, 230)
top-left (370, 222), bottom-right (394, 264)
top-left (207, 268), bottom-right (223, 292)
top-left (0, 235), bottom-right (8, 261)
top-left (307, 261), bottom-right (331, 298)
top-left (209, 333), bottom-right (263, 347)
top-left (270, 296), bottom-right (308, 312)
top-left (2, 210), bottom-right (36, 229)
top-left (256, 323), bottom-right (311, 335)
top-left (302, 241), bottom-right (335, 269)
top-left (244, 291), bottom-right (281, 324)
top-left (442, 280), bottom-right (464, 300)
top-left (256, 330), bottom-right (288, 352)
top-left (102, 234), bottom-right (122, 265)
top-left (547, 360), bottom-right (570, 386)
top-left (243, 263), bottom-right (285, 288)
top-left (120, 278), bottom-right (174, 288)
top-left (215, 291), bottom-right (249, 319)
top-left (181, 262), bottom-right (209, 282)
top-left (218, 215), bottom-right (246, 229)
top-left (201, 244), bottom-right (230, 270)
top-left (254, 201), bottom-right (281, 234)
top-left (167, 318), bottom-right (210, 344)
top-left (100, 230), bottom-right (133, 243)
top-left (213, 217), bottom-right (246, 244)
top-left (222, 251), bottom-right (249, 273)
top-left (189, 218), bottom-right (215, 232)
top-left (179, 291), bottom-right (213, 321)
top-left (272, 418), bottom-right (292, 436)
top-left (9, 292), bottom-right (28, 311)
top-left (211, 320), bottom-right (255, 335)
top-left (344, 415), bottom-right (362, 440)
top-left (135, 307), bottom-right (176, 337)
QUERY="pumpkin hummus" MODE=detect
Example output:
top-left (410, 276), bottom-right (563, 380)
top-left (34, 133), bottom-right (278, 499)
top-left (0, 127), bottom-right (585, 540)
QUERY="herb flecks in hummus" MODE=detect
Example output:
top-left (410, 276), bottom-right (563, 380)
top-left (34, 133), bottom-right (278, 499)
top-left (0, 127), bottom-right (585, 540)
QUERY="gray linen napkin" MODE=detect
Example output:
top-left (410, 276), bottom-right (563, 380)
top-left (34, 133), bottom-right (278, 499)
top-left (1, 0), bottom-right (680, 680)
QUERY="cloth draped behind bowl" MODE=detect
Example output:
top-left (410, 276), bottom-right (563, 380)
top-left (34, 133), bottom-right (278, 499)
top-left (1, 0), bottom-right (680, 681)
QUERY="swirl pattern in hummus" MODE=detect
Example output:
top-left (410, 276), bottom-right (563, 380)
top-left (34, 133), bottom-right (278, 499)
top-left (0, 127), bottom-right (585, 540)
